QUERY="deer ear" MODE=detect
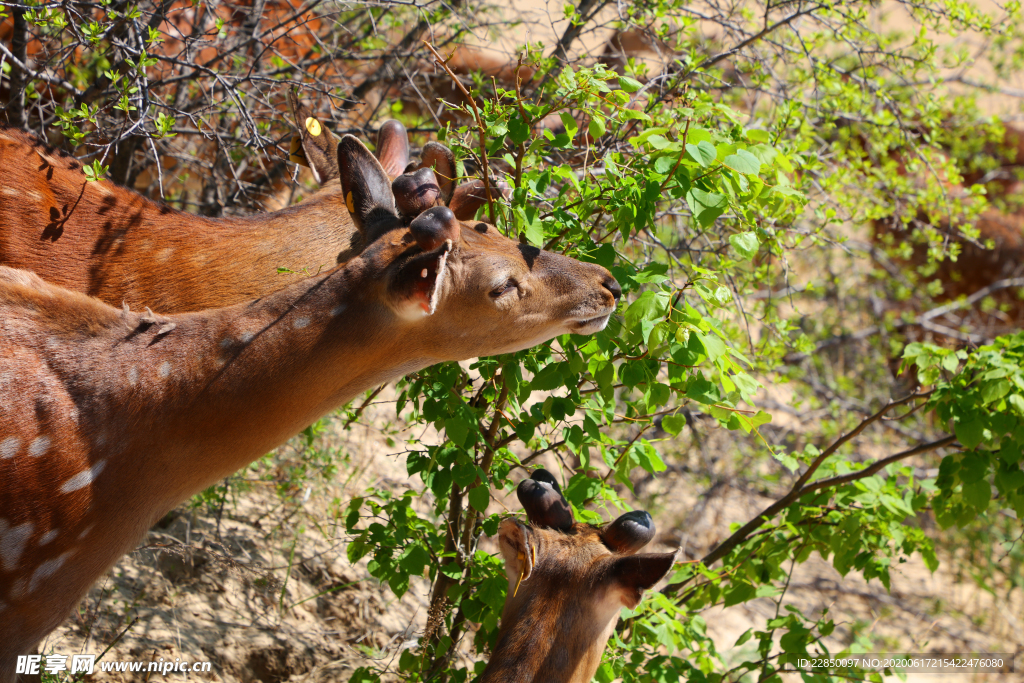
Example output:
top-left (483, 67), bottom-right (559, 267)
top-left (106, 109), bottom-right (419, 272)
top-left (288, 90), bottom-right (339, 184)
top-left (497, 518), bottom-right (538, 588)
top-left (338, 135), bottom-right (399, 237)
top-left (449, 178), bottom-right (509, 221)
top-left (421, 142), bottom-right (457, 204)
top-left (388, 206), bottom-right (460, 318)
top-left (376, 120), bottom-right (410, 178)
top-left (604, 551), bottom-right (678, 609)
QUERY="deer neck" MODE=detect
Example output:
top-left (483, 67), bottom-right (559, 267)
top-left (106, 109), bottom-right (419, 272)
top-left (480, 590), bottom-right (619, 683)
top-left (62, 262), bottom-right (426, 512)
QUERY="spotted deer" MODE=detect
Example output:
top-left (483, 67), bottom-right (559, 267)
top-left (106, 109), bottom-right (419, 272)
top-left (0, 93), bottom-right (497, 313)
top-left (0, 134), bottom-right (620, 681)
top-left (480, 470), bottom-right (677, 682)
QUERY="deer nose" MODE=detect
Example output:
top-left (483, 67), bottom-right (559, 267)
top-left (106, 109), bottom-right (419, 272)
top-left (603, 275), bottom-right (621, 301)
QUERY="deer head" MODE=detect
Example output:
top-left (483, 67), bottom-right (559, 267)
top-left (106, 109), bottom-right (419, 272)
top-left (0, 135), bottom-right (619, 679)
top-left (479, 470), bottom-right (677, 683)
top-left (0, 96), bottom-right (502, 315)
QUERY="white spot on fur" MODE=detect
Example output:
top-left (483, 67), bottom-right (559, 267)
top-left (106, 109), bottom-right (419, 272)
top-left (0, 437), bottom-right (20, 459)
top-left (421, 268), bottom-right (428, 278)
top-left (28, 436), bottom-right (50, 457)
top-left (240, 331), bottom-right (255, 343)
top-left (27, 190), bottom-right (42, 202)
top-left (39, 529), bottom-right (59, 546)
top-left (28, 552), bottom-right (71, 593)
top-left (330, 303), bottom-right (347, 317)
top-left (128, 366), bottom-right (139, 386)
top-left (61, 460), bottom-right (107, 494)
top-left (1, 187), bottom-right (16, 197)
top-left (77, 525), bottom-right (94, 540)
top-left (294, 317), bottom-right (310, 329)
top-left (157, 247), bottom-right (174, 263)
top-left (220, 338), bottom-right (232, 349)
top-left (158, 361), bottom-right (171, 378)
top-left (0, 520), bottom-right (34, 571)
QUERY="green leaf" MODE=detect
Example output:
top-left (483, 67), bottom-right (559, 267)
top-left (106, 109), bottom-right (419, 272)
top-left (520, 206), bottom-right (545, 246)
top-left (662, 414), bottom-right (687, 436)
top-left (723, 581), bottom-right (755, 607)
top-left (508, 115), bottom-right (530, 144)
top-left (563, 473), bottom-right (603, 505)
top-left (729, 232), bottom-right (760, 260)
top-left (686, 188), bottom-right (728, 227)
top-left (982, 379), bottom-right (1010, 404)
top-left (962, 479), bottom-right (991, 509)
top-left (695, 331), bottom-right (727, 362)
top-left (468, 485), bottom-right (490, 513)
top-left (445, 417), bottom-right (470, 448)
top-left (995, 466), bottom-right (1024, 493)
top-left (1009, 394), bottom-right (1024, 417)
top-left (686, 140), bottom-right (717, 167)
top-left (398, 545), bottom-right (430, 577)
top-left (732, 372), bottom-right (760, 401)
top-left (588, 115), bottom-right (606, 139)
top-left (746, 129), bottom-right (771, 143)
top-left (617, 75), bottom-right (642, 92)
top-left (625, 290), bottom-right (670, 328)
top-left (635, 442), bottom-right (667, 473)
top-left (954, 418), bottom-right (986, 449)
top-left (723, 149), bottom-right (761, 175)
top-left (559, 111), bottom-right (579, 141)
top-left (595, 663), bottom-right (616, 683)
top-left (686, 375), bottom-right (719, 405)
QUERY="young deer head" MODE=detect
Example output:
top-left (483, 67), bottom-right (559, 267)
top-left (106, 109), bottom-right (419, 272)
top-left (481, 470), bottom-right (677, 683)
top-left (0, 134), bottom-right (619, 681)
top-left (0, 93), bottom-right (493, 314)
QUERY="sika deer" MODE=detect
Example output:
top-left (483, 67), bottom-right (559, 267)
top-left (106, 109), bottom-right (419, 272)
top-left (0, 93), bottom-right (494, 313)
top-left (481, 470), bottom-right (677, 682)
top-left (0, 136), bottom-right (620, 681)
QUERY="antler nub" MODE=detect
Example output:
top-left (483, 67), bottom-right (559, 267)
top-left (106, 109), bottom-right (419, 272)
top-left (517, 469), bottom-right (574, 531)
top-left (393, 167), bottom-right (442, 219)
top-left (602, 510), bottom-right (656, 555)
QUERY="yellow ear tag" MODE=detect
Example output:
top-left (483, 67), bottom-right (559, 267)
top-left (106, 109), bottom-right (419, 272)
top-left (305, 117), bottom-right (321, 137)
top-left (513, 551), bottom-right (526, 597)
top-left (289, 136), bottom-right (308, 167)
top-left (345, 191), bottom-right (355, 214)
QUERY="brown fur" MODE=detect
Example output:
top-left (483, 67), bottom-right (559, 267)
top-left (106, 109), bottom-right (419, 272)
top-left (482, 519), bottom-right (676, 683)
top-left (0, 136), bottom-right (620, 682)
top-left (0, 109), bottom-right (464, 314)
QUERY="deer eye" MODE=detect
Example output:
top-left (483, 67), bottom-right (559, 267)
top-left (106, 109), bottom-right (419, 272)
top-left (490, 278), bottom-right (518, 298)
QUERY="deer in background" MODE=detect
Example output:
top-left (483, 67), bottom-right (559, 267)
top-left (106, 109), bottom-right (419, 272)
top-left (0, 92), bottom-right (497, 313)
top-left (869, 122), bottom-right (1024, 331)
top-left (479, 470), bottom-right (677, 682)
top-left (0, 133), bottom-right (620, 681)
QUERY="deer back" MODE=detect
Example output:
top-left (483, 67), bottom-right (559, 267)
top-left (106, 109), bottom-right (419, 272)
top-left (0, 105), bottom-right (482, 314)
